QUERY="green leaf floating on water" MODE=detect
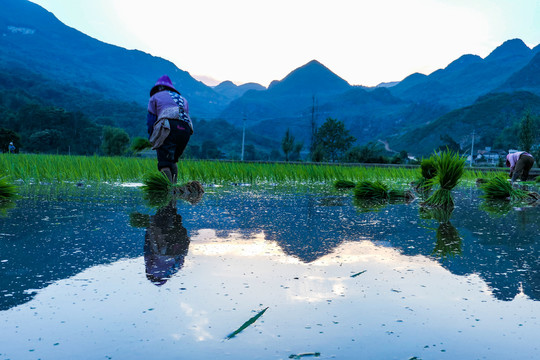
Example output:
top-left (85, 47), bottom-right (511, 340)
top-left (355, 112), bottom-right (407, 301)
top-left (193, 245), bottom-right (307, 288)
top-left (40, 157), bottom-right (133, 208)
top-left (289, 352), bottom-right (321, 359)
top-left (226, 307), bottom-right (269, 339)
top-left (351, 270), bottom-right (366, 278)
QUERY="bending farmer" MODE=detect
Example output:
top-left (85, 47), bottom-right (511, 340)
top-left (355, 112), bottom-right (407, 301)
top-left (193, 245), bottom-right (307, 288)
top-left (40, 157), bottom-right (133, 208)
top-left (506, 151), bottom-right (535, 182)
top-left (147, 75), bottom-right (193, 183)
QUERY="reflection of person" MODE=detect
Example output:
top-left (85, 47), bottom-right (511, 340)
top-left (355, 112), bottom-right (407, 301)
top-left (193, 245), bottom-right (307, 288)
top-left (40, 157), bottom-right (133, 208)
top-left (144, 200), bottom-right (190, 286)
top-left (8, 141), bottom-right (16, 154)
top-left (506, 151), bottom-right (535, 182)
top-left (147, 75), bottom-right (193, 184)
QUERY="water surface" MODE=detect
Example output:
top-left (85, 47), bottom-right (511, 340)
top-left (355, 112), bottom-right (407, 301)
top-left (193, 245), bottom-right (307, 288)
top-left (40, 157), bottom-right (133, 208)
top-left (1, 185), bottom-right (539, 359)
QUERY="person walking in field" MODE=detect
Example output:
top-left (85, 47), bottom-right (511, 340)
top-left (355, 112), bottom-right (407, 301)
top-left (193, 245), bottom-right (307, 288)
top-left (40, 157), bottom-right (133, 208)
top-left (506, 151), bottom-right (535, 183)
top-left (147, 75), bottom-right (193, 184)
top-left (8, 141), bottom-right (16, 154)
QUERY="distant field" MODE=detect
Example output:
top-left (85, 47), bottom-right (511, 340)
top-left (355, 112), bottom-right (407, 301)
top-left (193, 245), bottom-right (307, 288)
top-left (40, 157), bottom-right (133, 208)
top-left (1, 153), bottom-right (503, 185)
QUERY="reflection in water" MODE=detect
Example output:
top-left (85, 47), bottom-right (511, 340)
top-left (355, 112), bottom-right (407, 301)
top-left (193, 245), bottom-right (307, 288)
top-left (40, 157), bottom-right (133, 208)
top-left (1, 186), bottom-right (539, 313)
top-left (143, 200), bottom-right (190, 286)
top-left (0, 198), bottom-right (16, 217)
top-left (419, 207), bottom-right (463, 258)
top-left (433, 222), bottom-right (462, 258)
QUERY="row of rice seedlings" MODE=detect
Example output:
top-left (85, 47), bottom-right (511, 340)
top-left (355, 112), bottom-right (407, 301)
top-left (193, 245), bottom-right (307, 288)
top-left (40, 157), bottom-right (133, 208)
top-left (1, 154), bottom-right (490, 185)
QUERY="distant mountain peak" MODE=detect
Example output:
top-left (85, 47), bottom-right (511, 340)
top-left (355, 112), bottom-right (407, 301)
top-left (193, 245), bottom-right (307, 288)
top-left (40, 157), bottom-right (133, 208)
top-left (486, 38), bottom-right (531, 61)
top-left (269, 59), bottom-right (350, 94)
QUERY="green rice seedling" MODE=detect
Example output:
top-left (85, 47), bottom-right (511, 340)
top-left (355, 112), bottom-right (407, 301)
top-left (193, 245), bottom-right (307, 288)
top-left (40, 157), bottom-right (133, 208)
top-left (0, 177), bottom-right (17, 200)
top-left (226, 307), bottom-right (269, 339)
top-left (354, 180), bottom-right (388, 199)
top-left (289, 352), bottom-right (321, 359)
top-left (480, 174), bottom-right (528, 200)
top-left (422, 150), bottom-right (466, 208)
top-left (334, 179), bottom-right (356, 189)
top-left (131, 137), bottom-right (152, 153)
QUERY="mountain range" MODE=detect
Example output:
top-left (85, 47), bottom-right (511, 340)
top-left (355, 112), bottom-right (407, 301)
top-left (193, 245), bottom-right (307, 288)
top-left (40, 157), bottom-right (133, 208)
top-left (1, 0), bottom-right (539, 156)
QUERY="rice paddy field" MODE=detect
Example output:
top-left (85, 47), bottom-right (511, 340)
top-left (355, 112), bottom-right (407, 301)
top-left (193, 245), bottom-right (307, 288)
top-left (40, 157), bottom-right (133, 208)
top-left (0, 153), bottom-right (493, 185)
top-left (1, 153), bottom-right (539, 360)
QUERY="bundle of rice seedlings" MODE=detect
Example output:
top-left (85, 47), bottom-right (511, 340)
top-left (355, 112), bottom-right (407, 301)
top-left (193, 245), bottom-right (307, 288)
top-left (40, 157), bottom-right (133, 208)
top-left (354, 180), bottom-right (388, 199)
top-left (141, 172), bottom-right (171, 195)
top-left (480, 174), bottom-right (528, 200)
top-left (413, 156), bottom-right (438, 193)
top-left (422, 150), bottom-right (466, 208)
top-left (0, 177), bottom-right (17, 200)
top-left (420, 157), bottom-right (437, 180)
top-left (131, 137), bottom-right (152, 153)
top-left (334, 179), bottom-right (356, 189)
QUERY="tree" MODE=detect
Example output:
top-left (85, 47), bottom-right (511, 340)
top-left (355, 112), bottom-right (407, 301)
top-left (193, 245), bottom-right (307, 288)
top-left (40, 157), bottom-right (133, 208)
top-left (437, 134), bottom-right (460, 152)
top-left (101, 126), bottom-right (130, 156)
top-left (281, 128), bottom-right (295, 162)
top-left (314, 118), bottom-right (356, 162)
top-left (344, 142), bottom-right (388, 163)
top-left (27, 129), bottom-right (62, 153)
top-left (201, 140), bottom-right (224, 159)
top-left (519, 112), bottom-right (537, 152)
top-left (244, 144), bottom-right (257, 161)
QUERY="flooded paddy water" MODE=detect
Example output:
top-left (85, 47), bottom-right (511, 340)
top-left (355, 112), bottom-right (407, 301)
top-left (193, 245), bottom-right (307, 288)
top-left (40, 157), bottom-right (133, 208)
top-left (1, 183), bottom-right (539, 360)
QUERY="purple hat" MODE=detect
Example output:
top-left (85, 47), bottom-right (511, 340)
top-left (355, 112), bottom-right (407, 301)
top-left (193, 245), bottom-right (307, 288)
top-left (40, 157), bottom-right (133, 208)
top-left (150, 75), bottom-right (179, 96)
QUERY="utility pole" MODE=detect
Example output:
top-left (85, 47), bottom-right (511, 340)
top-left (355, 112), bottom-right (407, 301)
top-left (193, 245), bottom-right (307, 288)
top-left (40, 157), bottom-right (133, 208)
top-left (470, 130), bottom-right (475, 167)
top-left (241, 114), bottom-right (246, 161)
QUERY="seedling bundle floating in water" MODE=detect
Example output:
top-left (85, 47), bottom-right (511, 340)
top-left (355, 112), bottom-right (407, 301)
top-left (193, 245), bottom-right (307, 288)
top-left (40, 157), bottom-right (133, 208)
top-left (353, 180), bottom-right (414, 201)
top-left (480, 174), bottom-right (529, 201)
top-left (334, 179), bottom-right (356, 189)
top-left (0, 177), bottom-right (17, 200)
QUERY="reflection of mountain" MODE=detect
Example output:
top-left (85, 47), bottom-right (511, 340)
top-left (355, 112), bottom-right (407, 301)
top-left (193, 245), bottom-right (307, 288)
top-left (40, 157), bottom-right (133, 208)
top-left (1, 187), bottom-right (539, 311)
top-left (0, 198), bottom-right (144, 311)
top-left (181, 189), bottom-right (539, 301)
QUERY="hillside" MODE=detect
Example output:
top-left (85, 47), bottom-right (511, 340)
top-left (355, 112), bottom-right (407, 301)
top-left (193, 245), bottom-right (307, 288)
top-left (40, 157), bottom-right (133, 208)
top-left (0, 0), bottom-right (227, 118)
top-left (389, 39), bottom-right (540, 109)
top-left (213, 81), bottom-right (266, 102)
top-left (498, 51), bottom-right (540, 93)
top-left (219, 60), bottom-right (353, 124)
top-left (388, 91), bottom-right (540, 155)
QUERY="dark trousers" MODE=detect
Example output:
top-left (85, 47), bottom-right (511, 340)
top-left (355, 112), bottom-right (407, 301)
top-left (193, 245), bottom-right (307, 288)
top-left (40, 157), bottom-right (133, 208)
top-left (156, 119), bottom-right (191, 170)
top-left (511, 154), bottom-right (535, 182)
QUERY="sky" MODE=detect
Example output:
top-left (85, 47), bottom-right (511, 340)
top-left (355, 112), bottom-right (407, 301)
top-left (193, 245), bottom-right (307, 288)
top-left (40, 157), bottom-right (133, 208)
top-left (29, 0), bottom-right (540, 87)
